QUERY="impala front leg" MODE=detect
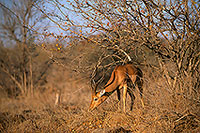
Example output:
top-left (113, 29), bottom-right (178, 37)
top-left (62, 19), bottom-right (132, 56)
top-left (123, 83), bottom-right (127, 112)
top-left (117, 89), bottom-right (121, 101)
top-left (117, 89), bottom-right (121, 110)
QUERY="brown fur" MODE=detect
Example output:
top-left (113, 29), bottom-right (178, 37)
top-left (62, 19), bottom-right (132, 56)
top-left (89, 64), bottom-right (144, 112)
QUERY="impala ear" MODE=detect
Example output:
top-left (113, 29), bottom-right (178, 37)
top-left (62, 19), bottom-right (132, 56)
top-left (99, 89), bottom-right (105, 97)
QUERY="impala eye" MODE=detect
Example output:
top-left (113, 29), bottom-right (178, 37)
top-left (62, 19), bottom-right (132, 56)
top-left (94, 98), bottom-right (98, 101)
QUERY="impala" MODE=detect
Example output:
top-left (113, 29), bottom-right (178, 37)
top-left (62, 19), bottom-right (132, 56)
top-left (89, 64), bottom-right (144, 112)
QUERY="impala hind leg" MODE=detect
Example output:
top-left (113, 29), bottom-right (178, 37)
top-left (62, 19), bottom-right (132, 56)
top-left (136, 76), bottom-right (144, 107)
top-left (122, 84), bottom-right (127, 112)
top-left (127, 88), bottom-right (135, 111)
top-left (129, 75), bottom-right (144, 108)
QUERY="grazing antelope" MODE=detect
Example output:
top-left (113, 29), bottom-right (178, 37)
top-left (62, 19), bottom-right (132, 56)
top-left (89, 64), bottom-right (144, 112)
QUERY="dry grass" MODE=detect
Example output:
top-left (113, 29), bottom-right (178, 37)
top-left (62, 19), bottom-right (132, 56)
top-left (0, 67), bottom-right (199, 133)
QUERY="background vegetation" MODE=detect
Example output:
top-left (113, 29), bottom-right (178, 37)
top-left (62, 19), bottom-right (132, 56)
top-left (0, 0), bottom-right (199, 132)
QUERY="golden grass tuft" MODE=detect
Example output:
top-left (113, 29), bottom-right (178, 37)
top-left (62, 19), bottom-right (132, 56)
top-left (0, 68), bottom-right (199, 132)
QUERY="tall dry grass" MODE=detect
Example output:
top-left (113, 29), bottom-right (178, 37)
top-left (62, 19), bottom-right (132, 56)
top-left (0, 63), bottom-right (199, 133)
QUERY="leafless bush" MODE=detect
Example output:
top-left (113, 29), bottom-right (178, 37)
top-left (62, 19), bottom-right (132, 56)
top-left (0, 0), bottom-right (51, 97)
top-left (0, 0), bottom-right (199, 132)
top-left (37, 0), bottom-right (199, 88)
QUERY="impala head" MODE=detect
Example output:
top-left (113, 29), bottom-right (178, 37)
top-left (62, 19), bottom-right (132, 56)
top-left (89, 87), bottom-right (108, 111)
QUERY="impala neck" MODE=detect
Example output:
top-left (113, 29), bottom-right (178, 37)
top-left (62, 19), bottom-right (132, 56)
top-left (103, 71), bottom-right (119, 96)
